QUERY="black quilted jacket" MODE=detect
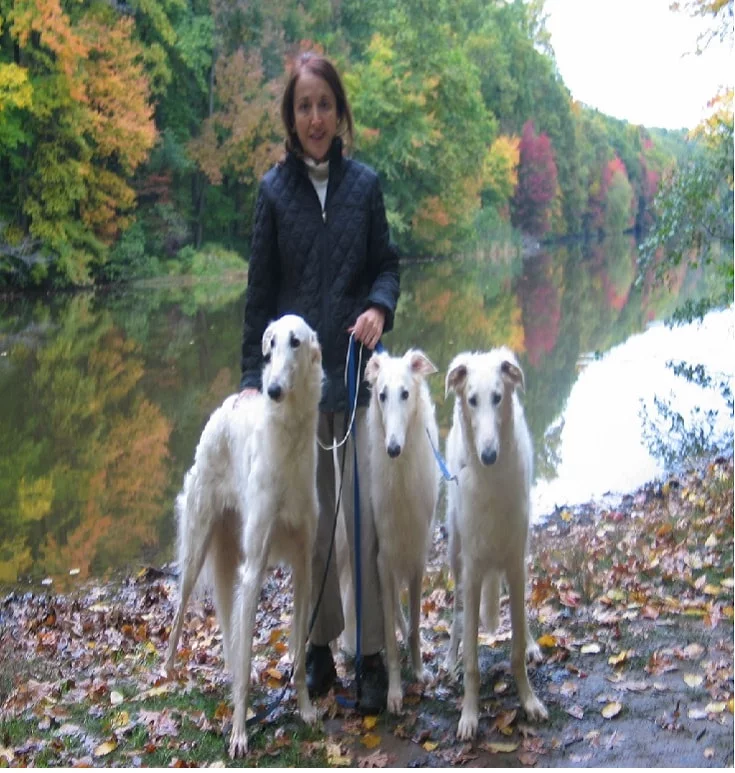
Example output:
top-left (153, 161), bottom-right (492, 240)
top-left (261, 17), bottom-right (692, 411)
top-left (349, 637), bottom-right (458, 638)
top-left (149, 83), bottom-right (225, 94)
top-left (239, 138), bottom-right (401, 412)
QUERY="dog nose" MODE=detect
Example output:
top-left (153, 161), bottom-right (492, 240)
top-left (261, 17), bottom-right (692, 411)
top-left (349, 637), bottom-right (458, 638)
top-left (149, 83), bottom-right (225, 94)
top-left (387, 442), bottom-right (402, 458)
top-left (481, 448), bottom-right (497, 466)
top-left (267, 383), bottom-right (283, 401)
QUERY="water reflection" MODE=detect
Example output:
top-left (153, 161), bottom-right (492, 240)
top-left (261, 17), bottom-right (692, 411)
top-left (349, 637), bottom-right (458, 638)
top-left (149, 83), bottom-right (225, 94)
top-left (0, 237), bottom-right (729, 588)
top-left (533, 306), bottom-right (734, 516)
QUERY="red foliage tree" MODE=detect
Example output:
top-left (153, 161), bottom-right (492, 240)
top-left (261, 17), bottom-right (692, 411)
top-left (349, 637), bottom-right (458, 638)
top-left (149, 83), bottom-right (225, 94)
top-left (511, 120), bottom-right (559, 237)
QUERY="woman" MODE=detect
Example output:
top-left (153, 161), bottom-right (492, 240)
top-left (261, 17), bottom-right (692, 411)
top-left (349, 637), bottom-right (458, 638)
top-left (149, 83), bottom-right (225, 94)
top-left (239, 52), bottom-right (400, 713)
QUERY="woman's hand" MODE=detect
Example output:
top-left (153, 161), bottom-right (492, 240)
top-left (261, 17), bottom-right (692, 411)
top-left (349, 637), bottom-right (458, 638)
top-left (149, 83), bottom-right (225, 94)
top-left (349, 306), bottom-right (386, 350)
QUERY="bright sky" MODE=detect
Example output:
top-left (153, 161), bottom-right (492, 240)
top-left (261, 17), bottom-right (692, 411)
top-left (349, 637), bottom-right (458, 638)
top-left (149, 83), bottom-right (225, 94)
top-left (544, 0), bottom-right (734, 130)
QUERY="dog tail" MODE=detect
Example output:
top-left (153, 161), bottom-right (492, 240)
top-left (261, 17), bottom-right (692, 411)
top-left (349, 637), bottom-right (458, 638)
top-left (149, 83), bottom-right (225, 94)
top-left (480, 572), bottom-right (501, 634)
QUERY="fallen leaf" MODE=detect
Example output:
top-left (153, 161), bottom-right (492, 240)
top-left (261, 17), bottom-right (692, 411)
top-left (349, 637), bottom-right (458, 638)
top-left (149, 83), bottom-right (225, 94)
top-left (422, 740), bottom-right (438, 752)
top-left (361, 733), bottom-right (381, 749)
top-left (704, 702), bottom-right (726, 714)
top-left (581, 642), bottom-right (601, 654)
top-left (493, 709), bottom-right (517, 732)
top-left (327, 743), bottom-right (352, 767)
top-left (566, 704), bottom-right (584, 719)
top-left (363, 715), bottom-right (378, 730)
top-left (93, 740), bottom-right (118, 757)
top-left (688, 708), bottom-right (708, 720)
top-left (601, 702), bottom-right (622, 719)
top-left (608, 650), bottom-right (632, 666)
top-left (537, 634), bottom-right (557, 648)
top-left (358, 750), bottom-right (393, 768)
top-left (683, 673), bottom-right (704, 688)
top-left (485, 741), bottom-right (519, 754)
top-left (110, 690), bottom-right (124, 706)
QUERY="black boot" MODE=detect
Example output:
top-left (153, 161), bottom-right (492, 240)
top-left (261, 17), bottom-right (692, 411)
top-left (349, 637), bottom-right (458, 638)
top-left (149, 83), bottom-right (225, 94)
top-left (306, 644), bottom-right (337, 697)
top-left (357, 652), bottom-right (388, 714)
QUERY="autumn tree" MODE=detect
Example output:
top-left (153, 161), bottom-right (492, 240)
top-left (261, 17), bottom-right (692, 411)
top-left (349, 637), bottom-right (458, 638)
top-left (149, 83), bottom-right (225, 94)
top-left (346, 2), bottom-right (494, 255)
top-left (643, 0), bottom-right (733, 313)
top-left (511, 120), bottom-right (559, 237)
top-left (0, 0), bottom-right (156, 284)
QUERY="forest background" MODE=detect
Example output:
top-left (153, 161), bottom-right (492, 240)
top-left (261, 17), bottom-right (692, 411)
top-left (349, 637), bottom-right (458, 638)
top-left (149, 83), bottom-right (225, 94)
top-left (0, 0), bottom-right (732, 289)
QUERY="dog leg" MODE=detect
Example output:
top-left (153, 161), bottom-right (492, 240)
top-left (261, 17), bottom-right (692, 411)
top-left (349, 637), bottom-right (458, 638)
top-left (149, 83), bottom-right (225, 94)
top-left (291, 532), bottom-right (317, 725)
top-left (165, 502), bottom-right (216, 676)
top-left (408, 569), bottom-right (429, 684)
top-left (457, 570), bottom-right (481, 740)
top-left (229, 552), bottom-right (268, 759)
top-left (378, 553), bottom-right (402, 714)
top-left (209, 509), bottom-right (240, 671)
top-left (525, 618), bottom-right (543, 664)
top-left (507, 560), bottom-right (547, 722)
top-left (480, 571), bottom-right (500, 634)
top-left (444, 526), bottom-right (463, 676)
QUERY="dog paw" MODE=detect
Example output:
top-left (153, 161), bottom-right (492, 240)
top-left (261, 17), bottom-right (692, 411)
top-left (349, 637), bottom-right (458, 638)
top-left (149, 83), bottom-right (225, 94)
top-left (299, 700), bottom-right (318, 725)
top-left (387, 687), bottom-right (403, 715)
top-left (228, 729), bottom-right (249, 759)
top-left (526, 641), bottom-right (543, 664)
top-left (523, 694), bottom-right (548, 722)
top-left (456, 710), bottom-right (478, 741)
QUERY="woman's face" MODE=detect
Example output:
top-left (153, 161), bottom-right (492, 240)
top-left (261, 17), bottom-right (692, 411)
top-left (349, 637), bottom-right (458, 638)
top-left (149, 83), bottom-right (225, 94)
top-left (293, 70), bottom-right (338, 162)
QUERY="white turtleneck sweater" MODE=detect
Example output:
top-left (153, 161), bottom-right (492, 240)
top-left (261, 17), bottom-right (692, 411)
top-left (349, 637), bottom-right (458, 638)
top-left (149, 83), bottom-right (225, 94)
top-left (304, 157), bottom-right (329, 220)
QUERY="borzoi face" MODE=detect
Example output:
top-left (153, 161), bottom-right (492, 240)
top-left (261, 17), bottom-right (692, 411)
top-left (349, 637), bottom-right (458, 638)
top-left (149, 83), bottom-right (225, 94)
top-left (446, 348), bottom-right (525, 466)
top-left (261, 315), bottom-right (322, 403)
top-left (365, 350), bottom-right (438, 457)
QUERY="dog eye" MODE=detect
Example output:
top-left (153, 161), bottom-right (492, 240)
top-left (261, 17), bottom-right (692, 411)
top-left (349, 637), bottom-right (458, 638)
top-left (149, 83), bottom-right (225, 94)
top-left (492, 392), bottom-right (502, 405)
top-left (379, 390), bottom-right (386, 403)
top-left (400, 389), bottom-right (409, 401)
top-left (468, 395), bottom-right (478, 407)
top-left (290, 334), bottom-right (301, 349)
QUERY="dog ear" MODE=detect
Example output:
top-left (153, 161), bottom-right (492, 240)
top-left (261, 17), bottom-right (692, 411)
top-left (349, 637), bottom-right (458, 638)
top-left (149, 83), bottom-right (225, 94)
top-left (262, 323), bottom-right (275, 357)
top-left (309, 329), bottom-right (322, 365)
top-left (407, 350), bottom-right (438, 378)
top-left (501, 359), bottom-right (525, 392)
top-left (364, 351), bottom-right (385, 385)
top-left (445, 357), bottom-right (468, 398)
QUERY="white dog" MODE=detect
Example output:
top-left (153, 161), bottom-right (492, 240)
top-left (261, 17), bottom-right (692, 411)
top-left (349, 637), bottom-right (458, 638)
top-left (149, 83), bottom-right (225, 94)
top-left (444, 347), bottom-right (547, 740)
top-left (164, 314), bottom-right (323, 758)
top-left (364, 349), bottom-right (440, 714)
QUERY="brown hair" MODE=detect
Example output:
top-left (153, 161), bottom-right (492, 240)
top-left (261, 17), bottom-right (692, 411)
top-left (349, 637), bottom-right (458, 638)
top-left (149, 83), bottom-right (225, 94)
top-left (281, 52), bottom-right (354, 154)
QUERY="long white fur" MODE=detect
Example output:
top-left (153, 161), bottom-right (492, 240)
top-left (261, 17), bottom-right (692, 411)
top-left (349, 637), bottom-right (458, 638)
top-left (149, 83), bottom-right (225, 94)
top-left (443, 346), bottom-right (547, 741)
top-left (364, 349), bottom-right (440, 714)
top-left (164, 314), bottom-right (323, 759)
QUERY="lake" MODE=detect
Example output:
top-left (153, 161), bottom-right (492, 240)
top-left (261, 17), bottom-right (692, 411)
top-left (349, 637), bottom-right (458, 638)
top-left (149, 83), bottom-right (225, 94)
top-left (0, 234), bottom-right (732, 589)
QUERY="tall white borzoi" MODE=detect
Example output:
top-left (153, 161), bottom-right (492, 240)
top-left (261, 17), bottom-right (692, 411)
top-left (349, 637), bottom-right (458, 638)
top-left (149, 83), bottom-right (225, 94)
top-left (444, 347), bottom-right (547, 740)
top-left (364, 349), bottom-right (440, 714)
top-left (164, 314), bottom-right (323, 758)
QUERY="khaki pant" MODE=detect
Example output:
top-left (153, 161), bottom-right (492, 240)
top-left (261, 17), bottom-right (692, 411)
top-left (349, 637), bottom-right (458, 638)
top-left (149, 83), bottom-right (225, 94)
top-left (310, 408), bottom-right (384, 655)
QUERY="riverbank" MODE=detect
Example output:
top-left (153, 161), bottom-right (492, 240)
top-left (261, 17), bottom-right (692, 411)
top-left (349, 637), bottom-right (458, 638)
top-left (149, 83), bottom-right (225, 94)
top-left (1, 454), bottom-right (732, 767)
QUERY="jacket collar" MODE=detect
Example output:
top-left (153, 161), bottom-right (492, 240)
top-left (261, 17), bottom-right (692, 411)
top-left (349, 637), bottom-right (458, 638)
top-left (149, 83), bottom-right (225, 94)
top-left (286, 137), bottom-right (346, 183)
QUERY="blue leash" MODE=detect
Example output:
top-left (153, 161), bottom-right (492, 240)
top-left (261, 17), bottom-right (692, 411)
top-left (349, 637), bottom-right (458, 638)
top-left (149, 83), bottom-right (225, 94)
top-left (348, 335), bottom-right (364, 705)
top-left (425, 428), bottom-right (458, 485)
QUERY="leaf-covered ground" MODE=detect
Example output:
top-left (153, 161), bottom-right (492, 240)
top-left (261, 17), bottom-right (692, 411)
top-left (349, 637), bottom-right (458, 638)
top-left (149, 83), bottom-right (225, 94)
top-left (1, 455), bottom-right (732, 768)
